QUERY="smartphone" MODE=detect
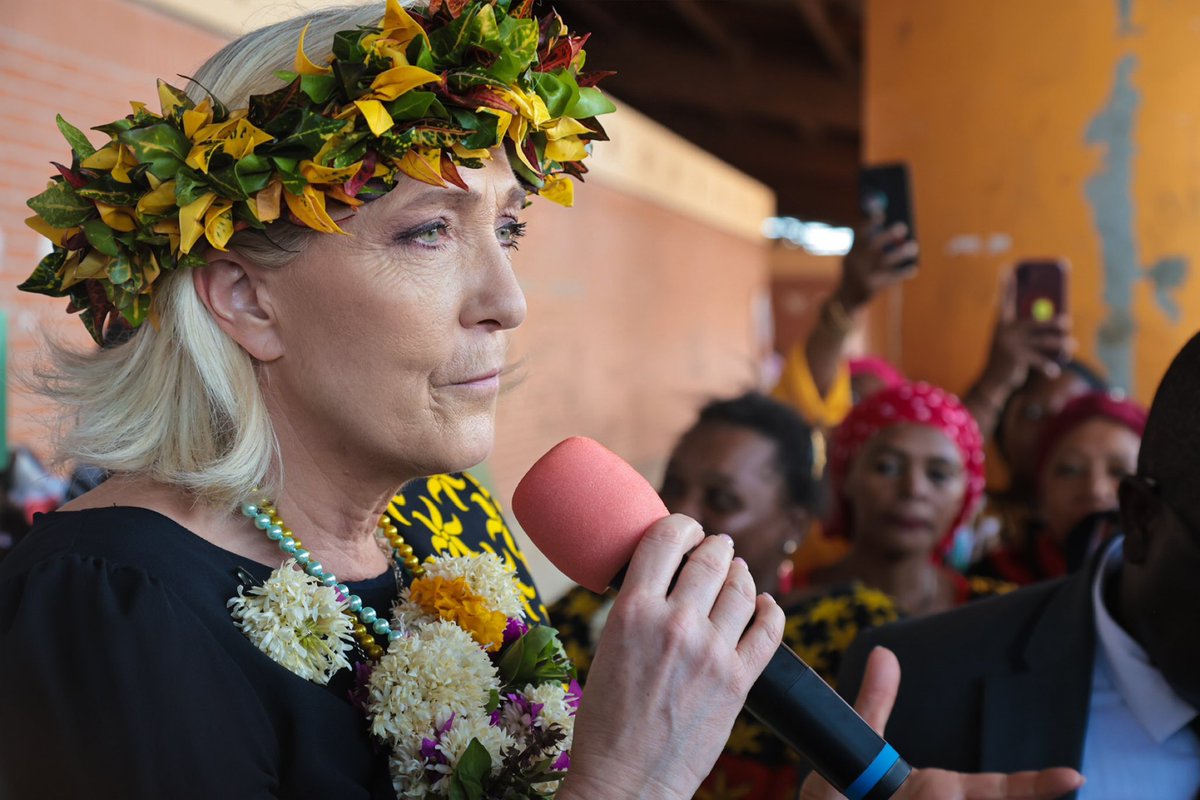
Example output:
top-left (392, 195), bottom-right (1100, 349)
top-left (858, 163), bottom-right (916, 269)
top-left (1014, 259), bottom-right (1069, 323)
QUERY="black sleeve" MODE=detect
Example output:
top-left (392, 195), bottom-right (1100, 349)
top-left (0, 554), bottom-right (279, 800)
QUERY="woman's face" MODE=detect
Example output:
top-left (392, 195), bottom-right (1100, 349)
top-left (843, 423), bottom-right (967, 558)
top-left (659, 422), bottom-right (808, 587)
top-left (999, 370), bottom-right (1092, 487)
top-left (256, 155), bottom-right (527, 480)
top-left (1038, 418), bottom-right (1140, 546)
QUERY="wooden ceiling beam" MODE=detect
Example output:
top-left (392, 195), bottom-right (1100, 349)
top-left (792, 0), bottom-right (858, 81)
top-left (602, 38), bottom-right (861, 132)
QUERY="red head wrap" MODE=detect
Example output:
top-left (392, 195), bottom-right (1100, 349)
top-left (1034, 391), bottom-right (1147, 482)
top-left (828, 381), bottom-right (986, 554)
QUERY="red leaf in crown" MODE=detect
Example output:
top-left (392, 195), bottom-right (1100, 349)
top-left (538, 33), bottom-right (589, 73)
top-left (439, 152), bottom-right (469, 192)
top-left (344, 151), bottom-right (378, 198)
top-left (576, 70), bottom-right (617, 89)
top-left (51, 162), bottom-right (89, 189)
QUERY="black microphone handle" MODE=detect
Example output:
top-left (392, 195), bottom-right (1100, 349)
top-left (746, 645), bottom-right (910, 800)
top-left (608, 565), bottom-right (910, 799)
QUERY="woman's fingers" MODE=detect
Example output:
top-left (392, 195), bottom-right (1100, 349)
top-left (621, 514), bottom-right (705, 598)
top-left (669, 532), bottom-right (736, 613)
top-left (706, 557), bottom-right (758, 644)
top-left (735, 593), bottom-right (784, 677)
top-left (852, 646), bottom-right (901, 734)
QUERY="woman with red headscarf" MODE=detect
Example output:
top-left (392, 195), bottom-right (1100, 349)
top-left (973, 390), bottom-right (1147, 585)
top-left (798, 382), bottom-right (1011, 612)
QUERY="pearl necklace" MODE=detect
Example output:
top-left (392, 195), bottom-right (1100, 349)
top-left (240, 498), bottom-right (426, 661)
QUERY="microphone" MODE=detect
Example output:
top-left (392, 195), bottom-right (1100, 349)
top-left (512, 437), bottom-right (911, 800)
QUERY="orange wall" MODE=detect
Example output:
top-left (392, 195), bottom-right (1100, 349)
top-left (865, 0), bottom-right (1200, 402)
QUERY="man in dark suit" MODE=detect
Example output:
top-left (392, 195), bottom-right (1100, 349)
top-left (839, 333), bottom-right (1200, 799)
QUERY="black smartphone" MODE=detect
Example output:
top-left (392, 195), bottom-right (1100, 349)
top-left (1014, 259), bottom-right (1069, 323)
top-left (858, 162), bottom-right (916, 269)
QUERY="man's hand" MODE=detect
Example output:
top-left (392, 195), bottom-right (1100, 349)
top-left (799, 648), bottom-right (1085, 800)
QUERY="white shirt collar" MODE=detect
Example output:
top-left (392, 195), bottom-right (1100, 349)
top-left (1092, 538), bottom-right (1198, 743)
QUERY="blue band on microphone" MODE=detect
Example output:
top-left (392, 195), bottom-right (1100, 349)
top-left (843, 744), bottom-right (900, 800)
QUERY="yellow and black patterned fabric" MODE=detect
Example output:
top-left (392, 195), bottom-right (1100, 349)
top-left (388, 471), bottom-right (548, 624)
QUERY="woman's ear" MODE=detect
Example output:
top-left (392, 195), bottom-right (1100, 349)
top-left (192, 253), bottom-right (284, 362)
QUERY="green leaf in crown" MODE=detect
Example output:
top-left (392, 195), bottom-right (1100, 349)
top-left (20, 0), bottom-right (614, 344)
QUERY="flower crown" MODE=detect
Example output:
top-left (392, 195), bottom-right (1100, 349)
top-left (20, 0), bottom-right (613, 344)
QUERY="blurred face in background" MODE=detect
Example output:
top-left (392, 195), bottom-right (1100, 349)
top-left (1038, 418), bottom-right (1140, 547)
top-left (843, 423), bottom-right (967, 559)
top-left (999, 370), bottom-right (1093, 489)
top-left (659, 421), bottom-right (809, 591)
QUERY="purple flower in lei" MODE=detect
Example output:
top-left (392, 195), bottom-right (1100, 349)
top-left (552, 750), bottom-right (571, 771)
top-left (419, 714), bottom-right (455, 768)
top-left (502, 617), bottom-right (528, 646)
top-left (565, 679), bottom-right (582, 714)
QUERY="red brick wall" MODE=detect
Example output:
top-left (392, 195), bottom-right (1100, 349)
top-left (1, 0), bottom-right (226, 456)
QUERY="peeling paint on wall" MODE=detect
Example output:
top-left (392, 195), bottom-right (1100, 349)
top-left (1084, 52), bottom-right (1189, 392)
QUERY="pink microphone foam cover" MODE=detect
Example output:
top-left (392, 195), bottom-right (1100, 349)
top-left (512, 437), bottom-right (669, 594)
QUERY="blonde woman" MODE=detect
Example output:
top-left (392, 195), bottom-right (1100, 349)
top-left (1, 3), bottom-right (1080, 799)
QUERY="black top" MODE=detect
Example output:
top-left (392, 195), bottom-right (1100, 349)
top-left (0, 472), bottom-right (543, 800)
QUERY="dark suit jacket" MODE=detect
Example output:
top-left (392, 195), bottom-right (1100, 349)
top-left (838, 559), bottom-right (1099, 798)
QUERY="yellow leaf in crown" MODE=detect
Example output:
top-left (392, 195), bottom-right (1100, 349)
top-left (543, 117), bottom-right (592, 141)
top-left (394, 148), bottom-right (446, 188)
top-left (182, 98), bottom-right (214, 141)
top-left (506, 117), bottom-right (538, 175)
top-left (477, 108), bottom-right (512, 143)
top-left (61, 250), bottom-right (112, 289)
top-left (499, 88), bottom-right (549, 128)
top-left (352, 100), bottom-right (395, 137)
top-left (452, 143), bottom-right (492, 161)
top-left (538, 175), bottom-right (574, 208)
top-left (25, 215), bottom-right (78, 247)
top-left (204, 200), bottom-right (235, 251)
top-left (367, 65), bottom-right (440, 102)
top-left (185, 141), bottom-right (223, 174)
top-left (95, 202), bottom-right (137, 232)
top-left (380, 0), bottom-right (429, 49)
top-left (157, 79), bottom-right (189, 118)
top-left (179, 192), bottom-right (217, 254)
top-left (81, 144), bottom-right (137, 184)
top-left (300, 159), bottom-right (364, 186)
top-left (294, 21), bottom-right (333, 76)
top-left (220, 119), bottom-right (274, 160)
top-left (136, 180), bottom-right (178, 217)
top-left (283, 185), bottom-right (347, 235)
top-left (544, 135), bottom-right (588, 164)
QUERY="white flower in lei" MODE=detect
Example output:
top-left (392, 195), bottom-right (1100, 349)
top-left (367, 619), bottom-right (501, 748)
top-left (227, 559), bottom-right (354, 684)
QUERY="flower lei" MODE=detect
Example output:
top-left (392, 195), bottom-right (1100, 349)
top-left (20, 0), bottom-right (613, 344)
top-left (230, 551), bottom-right (579, 798)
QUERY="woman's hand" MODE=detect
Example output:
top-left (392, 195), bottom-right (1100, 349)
top-left (800, 648), bottom-right (1085, 800)
top-left (559, 515), bottom-right (785, 800)
top-left (965, 271), bottom-right (1074, 435)
top-left (836, 204), bottom-right (919, 313)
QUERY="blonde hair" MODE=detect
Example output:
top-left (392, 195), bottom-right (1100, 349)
top-left (41, 3), bottom-right (402, 509)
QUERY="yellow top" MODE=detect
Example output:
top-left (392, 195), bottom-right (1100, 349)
top-left (771, 343), bottom-right (853, 429)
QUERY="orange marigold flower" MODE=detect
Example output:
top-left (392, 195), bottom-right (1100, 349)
top-left (408, 576), bottom-right (508, 652)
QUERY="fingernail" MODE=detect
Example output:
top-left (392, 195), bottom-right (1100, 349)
top-left (718, 533), bottom-right (733, 546)
top-left (733, 556), bottom-right (747, 568)
top-left (761, 592), bottom-right (775, 602)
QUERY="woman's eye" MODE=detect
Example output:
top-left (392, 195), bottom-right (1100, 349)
top-left (497, 220), bottom-right (527, 248)
top-left (397, 221), bottom-right (449, 247)
top-left (873, 458), bottom-right (901, 477)
top-left (1053, 462), bottom-right (1084, 479)
top-left (706, 489), bottom-right (742, 514)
